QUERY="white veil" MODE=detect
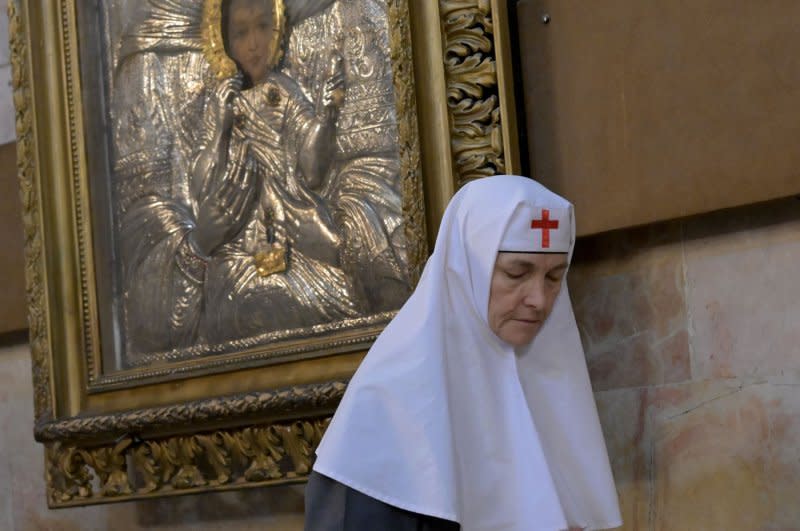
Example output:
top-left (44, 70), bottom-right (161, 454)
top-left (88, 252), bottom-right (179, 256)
top-left (314, 176), bottom-right (622, 530)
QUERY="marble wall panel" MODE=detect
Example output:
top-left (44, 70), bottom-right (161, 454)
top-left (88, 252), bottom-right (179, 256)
top-left (0, 343), bottom-right (25, 530)
top-left (762, 383), bottom-right (800, 529)
top-left (0, 64), bottom-right (14, 145)
top-left (649, 380), bottom-right (771, 530)
top-left (0, 7), bottom-right (11, 146)
top-left (684, 198), bottom-right (800, 381)
top-left (594, 387), bottom-right (651, 530)
top-left (648, 379), bottom-right (800, 531)
top-left (596, 377), bottom-right (800, 531)
top-left (570, 222), bottom-right (690, 391)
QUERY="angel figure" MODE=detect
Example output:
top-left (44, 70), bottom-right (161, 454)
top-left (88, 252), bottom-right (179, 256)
top-left (113, 0), bottom-right (359, 360)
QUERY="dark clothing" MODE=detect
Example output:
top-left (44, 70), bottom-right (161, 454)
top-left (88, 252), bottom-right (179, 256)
top-left (305, 472), bottom-right (460, 531)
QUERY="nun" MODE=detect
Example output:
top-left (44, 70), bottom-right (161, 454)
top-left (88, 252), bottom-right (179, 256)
top-left (305, 175), bottom-right (622, 531)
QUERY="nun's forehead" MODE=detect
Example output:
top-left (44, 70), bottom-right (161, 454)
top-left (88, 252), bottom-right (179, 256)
top-left (456, 175), bottom-right (574, 257)
top-left (499, 204), bottom-right (571, 254)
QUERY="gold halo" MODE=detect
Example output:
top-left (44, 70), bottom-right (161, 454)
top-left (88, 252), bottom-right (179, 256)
top-left (202, 0), bottom-right (286, 80)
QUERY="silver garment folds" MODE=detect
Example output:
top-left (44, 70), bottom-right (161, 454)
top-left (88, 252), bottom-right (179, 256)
top-left (111, 0), bottom-right (410, 365)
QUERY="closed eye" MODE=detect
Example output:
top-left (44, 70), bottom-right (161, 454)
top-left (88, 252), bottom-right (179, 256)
top-left (546, 266), bottom-right (567, 282)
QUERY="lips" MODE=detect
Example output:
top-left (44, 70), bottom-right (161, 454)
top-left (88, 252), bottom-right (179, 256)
top-left (245, 57), bottom-right (263, 69)
top-left (512, 318), bottom-right (542, 325)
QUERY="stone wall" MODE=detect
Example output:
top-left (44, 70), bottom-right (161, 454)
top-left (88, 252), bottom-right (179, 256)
top-left (571, 198), bottom-right (800, 530)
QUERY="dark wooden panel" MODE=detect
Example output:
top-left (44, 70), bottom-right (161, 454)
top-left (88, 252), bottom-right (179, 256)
top-left (0, 141), bottom-right (27, 333)
top-left (517, 0), bottom-right (800, 235)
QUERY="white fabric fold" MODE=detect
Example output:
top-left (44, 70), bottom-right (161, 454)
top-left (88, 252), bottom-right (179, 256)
top-left (314, 175), bottom-right (622, 531)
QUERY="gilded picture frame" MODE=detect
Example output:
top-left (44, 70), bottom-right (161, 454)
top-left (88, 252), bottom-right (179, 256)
top-left (10, 0), bottom-right (523, 507)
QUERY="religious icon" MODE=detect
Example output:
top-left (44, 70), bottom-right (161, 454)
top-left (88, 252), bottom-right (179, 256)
top-left (111, 0), bottom-right (412, 370)
top-left (14, 0), bottom-right (521, 505)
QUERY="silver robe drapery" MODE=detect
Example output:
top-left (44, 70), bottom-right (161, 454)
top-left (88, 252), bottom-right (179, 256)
top-left (113, 0), bottom-right (210, 359)
top-left (284, 1), bottom-right (411, 312)
top-left (202, 72), bottom-right (360, 343)
top-left (112, 0), bottom-right (408, 363)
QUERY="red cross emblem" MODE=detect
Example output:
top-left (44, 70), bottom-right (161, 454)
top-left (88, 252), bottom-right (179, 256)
top-left (531, 209), bottom-right (559, 248)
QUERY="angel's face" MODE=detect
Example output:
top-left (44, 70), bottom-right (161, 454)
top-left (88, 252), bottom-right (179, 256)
top-left (227, 0), bottom-right (273, 85)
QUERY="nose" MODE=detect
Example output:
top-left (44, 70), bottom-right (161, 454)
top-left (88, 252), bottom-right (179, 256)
top-left (246, 31), bottom-right (259, 52)
top-left (521, 277), bottom-right (546, 309)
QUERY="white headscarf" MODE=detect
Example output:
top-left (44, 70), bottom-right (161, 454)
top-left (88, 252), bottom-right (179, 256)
top-left (313, 175), bottom-right (622, 531)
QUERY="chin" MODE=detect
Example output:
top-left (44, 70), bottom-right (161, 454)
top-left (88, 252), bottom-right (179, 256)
top-left (499, 330), bottom-right (538, 347)
top-left (503, 323), bottom-right (542, 347)
top-left (506, 336), bottom-right (536, 348)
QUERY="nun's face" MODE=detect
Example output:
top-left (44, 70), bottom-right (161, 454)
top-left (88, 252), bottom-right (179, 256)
top-left (487, 252), bottom-right (568, 347)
